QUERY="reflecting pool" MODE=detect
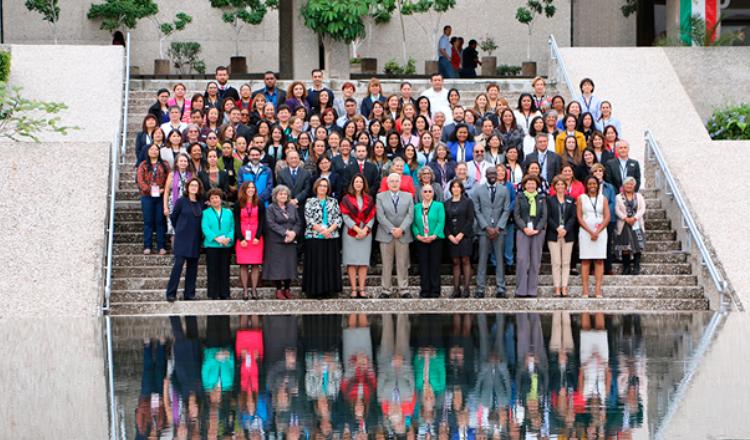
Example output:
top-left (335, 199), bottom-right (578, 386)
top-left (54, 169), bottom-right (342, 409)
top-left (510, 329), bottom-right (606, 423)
top-left (109, 312), bottom-right (713, 439)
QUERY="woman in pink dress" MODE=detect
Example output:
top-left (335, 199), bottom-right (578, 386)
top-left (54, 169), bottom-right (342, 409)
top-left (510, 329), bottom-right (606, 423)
top-left (234, 182), bottom-right (265, 300)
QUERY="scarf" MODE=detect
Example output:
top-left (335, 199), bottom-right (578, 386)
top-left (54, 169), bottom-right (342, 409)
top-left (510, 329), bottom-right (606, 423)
top-left (340, 193), bottom-right (376, 237)
top-left (523, 190), bottom-right (538, 217)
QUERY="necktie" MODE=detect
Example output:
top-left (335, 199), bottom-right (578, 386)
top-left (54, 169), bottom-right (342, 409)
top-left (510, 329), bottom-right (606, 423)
top-left (359, 162), bottom-right (364, 173)
top-left (490, 186), bottom-right (496, 203)
top-left (392, 194), bottom-right (399, 213)
top-left (291, 168), bottom-right (297, 185)
top-left (475, 161), bottom-right (482, 180)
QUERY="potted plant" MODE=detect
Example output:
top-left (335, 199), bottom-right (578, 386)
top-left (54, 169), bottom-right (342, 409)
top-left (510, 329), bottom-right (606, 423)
top-left (478, 35), bottom-right (497, 77)
top-left (210, 0), bottom-right (278, 75)
top-left (168, 41), bottom-right (207, 77)
top-left (152, 12), bottom-right (192, 76)
top-left (515, 0), bottom-right (556, 77)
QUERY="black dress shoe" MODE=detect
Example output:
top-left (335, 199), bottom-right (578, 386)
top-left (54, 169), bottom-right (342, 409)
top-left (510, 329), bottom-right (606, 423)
top-left (379, 292), bottom-right (392, 299)
top-left (570, 268), bottom-right (580, 276)
top-left (475, 291), bottom-right (485, 299)
top-left (495, 291), bottom-right (506, 299)
top-left (400, 292), bottom-right (412, 299)
top-left (182, 296), bottom-right (195, 301)
top-left (451, 288), bottom-right (461, 298)
top-left (166, 296), bottom-right (176, 303)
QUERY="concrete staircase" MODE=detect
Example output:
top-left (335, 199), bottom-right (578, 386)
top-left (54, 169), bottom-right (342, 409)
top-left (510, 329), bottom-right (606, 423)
top-left (107, 79), bottom-right (709, 315)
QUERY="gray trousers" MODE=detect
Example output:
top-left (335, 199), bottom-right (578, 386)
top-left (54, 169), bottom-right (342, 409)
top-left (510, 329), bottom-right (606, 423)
top-left (515, 230), bottom-right (546, 297)
top-left (476, 232), bottom-right (506, 294)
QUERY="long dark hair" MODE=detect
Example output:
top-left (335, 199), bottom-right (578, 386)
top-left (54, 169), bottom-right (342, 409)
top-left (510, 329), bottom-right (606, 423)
top-left (238, 181), bottom-right (259, 208)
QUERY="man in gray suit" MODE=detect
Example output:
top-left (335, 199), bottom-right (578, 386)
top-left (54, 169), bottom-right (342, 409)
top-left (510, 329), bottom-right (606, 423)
top-left (471, 166), bottom-right (511, 298)
top-left (376, 173), bottom-right (415, 298)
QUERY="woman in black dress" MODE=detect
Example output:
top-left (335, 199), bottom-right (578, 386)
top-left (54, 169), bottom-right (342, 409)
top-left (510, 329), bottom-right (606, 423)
top-left (263, 185), bottom-right (303, 300)
top-left (444, 179), bottom-right (475, 298)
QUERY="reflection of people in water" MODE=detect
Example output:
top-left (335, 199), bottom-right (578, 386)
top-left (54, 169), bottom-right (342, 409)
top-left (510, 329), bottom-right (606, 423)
top-left (377, 314), bottom-right (415, 435)
top-left (475, 314), bottom-right (511, 435)
top-left (201, 315), bottom-right (235, 438)
top-left (341, 314), bottom-right (376, 434)
top-left (413, 315), bottom-right (447, 437)
top-left (236, 315), bottom-right (268, 436)
top-left (135, 337), bottom-right (167, 440)
top-left (578, 312), bottom-right (610, 437)
top-left (166, 316), bottom-right (201, 438)
top-left (514, 313), bottom-right (548, 435)
top-left (548, 311), bottom-right (577, 432)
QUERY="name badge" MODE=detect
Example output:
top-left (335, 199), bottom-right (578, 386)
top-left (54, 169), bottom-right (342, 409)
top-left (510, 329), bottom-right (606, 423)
top-left (527, 222), bottom-right (533, 229)
top-left (245, 229), bottom-right (253, 241)
top-left (150, 184), bottom-right (160, 197)
top-left (632, 222), bottom-right (640, 231)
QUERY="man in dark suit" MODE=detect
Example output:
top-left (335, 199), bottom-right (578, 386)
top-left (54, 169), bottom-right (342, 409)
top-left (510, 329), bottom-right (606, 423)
top-left (343, 143), bottom-right (380, 197)
top-left (605, 140), bottom-right (641, 192)
top-left (276, 150), bottom-right (312, 209)
top-left (228, 108), bottom-right (255, 142)
top-left (471, 166), bottom-right (511, 298)
top-left (306, 69), bottom-right (335, 111)
top-left (214, 66), bottom-right (240, 102)
top-left (251, 71), bottom-right (287, 110)
top-left (523, 134), bottom-right (561, 184)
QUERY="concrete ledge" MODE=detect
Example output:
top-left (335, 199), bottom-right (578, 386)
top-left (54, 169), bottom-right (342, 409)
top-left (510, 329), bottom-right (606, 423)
top-left (0, 141), bottom-right (111, 317)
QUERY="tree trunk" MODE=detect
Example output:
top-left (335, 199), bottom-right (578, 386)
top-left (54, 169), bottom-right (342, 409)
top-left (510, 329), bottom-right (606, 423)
top-left (397, 3), bottom-right (408, 64)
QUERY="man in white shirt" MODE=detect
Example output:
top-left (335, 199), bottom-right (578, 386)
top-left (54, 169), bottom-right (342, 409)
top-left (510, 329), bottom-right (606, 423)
top-left (421, 73), bottom-right (453, 125)
top-left (336, 98), bottom-right (361, 128)
top-left (437, 25), bottom-right (456, 78)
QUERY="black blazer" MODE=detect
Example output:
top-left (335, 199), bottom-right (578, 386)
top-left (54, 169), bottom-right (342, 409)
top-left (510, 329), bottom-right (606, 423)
top-left (343, 161), bottom-right (380, 198)
top-left (312, 171), bottom-right (342, 199)
top-left (135, 131), bottom-right (152, 166)
top-left (276, 166), bottom-right (312, 206)
top-left (235, 123), bottom-right (255, 143)
top-left (523, 150), bottom-right (561, 181)
top-left (546, 195), bottom-right (577, 242)
top-left (217, 86), bottom-right (240, 103)
top-left (198, 169), bottom-right (230, 198)
top-left (234, 202), bottom-right (266, 242)
top-left (605, 158), bottom-right (641, 192)
top-left (513, 192), bottom-right (548, 231)
top-left (148, 102), bottom-right (168, 124)
top-left (332, 154), bottom-right (356, 174)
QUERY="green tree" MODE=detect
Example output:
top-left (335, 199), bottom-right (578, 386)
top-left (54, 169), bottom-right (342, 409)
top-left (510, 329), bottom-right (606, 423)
top-left (516, 0), bottom-right (556, 60)
top-left (0, 84), bottom-right (78, 141)
top-left (301, 0), bottom-right (373, 70)
top-left (153, 13), bottom-right (192, 59)
top-left (25, 0), bottom-right (61, 44)
top-left (87, 0), bottom-right (158, 32)
top-left (209, 0), bottom-right (279, 57)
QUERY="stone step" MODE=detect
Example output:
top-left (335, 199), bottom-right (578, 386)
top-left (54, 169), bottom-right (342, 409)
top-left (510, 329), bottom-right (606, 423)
top-left (107, 296), bottom-right (709, 316)
top-left (113, 250), bottom-right (687, 267)
top-left (112, 229), bottom-right (678, 245)
top-left (110, 284), bottom-right (703, 303)
top-left (113, 239), bottom-right (683, 255)
top-left (112, 270), bottom-right (697, 292)
top-left (128, 78), bottom-right (547, 94)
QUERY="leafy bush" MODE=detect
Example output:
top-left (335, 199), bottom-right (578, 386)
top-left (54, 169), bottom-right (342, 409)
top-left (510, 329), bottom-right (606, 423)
top-left (497, 64), bottom-right (521, 76)
top-left (707, 104), bottom-right (750, 140)
top-left (0, 83), bottom-right (78, 141)
top-left (0, 51), bottom-right (10, 82)
top-left (479, 36), bottom-right (497, 56)
top-left (384, 58), bottom-right (416, 76)
top-left (350, 58), bottom-right (361, 64)
top-left (168, 42), bottom-right (206, 74)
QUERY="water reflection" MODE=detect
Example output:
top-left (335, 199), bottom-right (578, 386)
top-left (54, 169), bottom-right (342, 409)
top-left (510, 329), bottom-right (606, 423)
top-left (115, 313), bottom-right (706, 439)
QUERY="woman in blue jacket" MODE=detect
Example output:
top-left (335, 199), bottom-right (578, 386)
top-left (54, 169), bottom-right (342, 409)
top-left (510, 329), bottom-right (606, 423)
top-left (202, 188), bottom-right (235, 300)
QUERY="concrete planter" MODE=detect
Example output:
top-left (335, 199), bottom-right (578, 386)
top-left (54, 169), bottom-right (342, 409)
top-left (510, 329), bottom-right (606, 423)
top-left (425, 60), bottom-right (439, 75)
top-left (154, 59), bottom-right (170, 76)
top-left (360, 58), bottom-right (377, 74)
top-left (230, 56), bottom-right (248, 74)
top-left (522, 61), bottom-right (537, 77)
top-left (350, 62), bottom-right (362, 74)
top-left (481, 56), bottom-right (497, 77)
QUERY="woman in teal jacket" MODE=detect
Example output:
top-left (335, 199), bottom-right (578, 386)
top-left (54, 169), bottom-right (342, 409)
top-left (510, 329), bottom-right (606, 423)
top-left (202, 188), bottom-right (235, 299)
top-left (412, 185), bottom-right (445, 298)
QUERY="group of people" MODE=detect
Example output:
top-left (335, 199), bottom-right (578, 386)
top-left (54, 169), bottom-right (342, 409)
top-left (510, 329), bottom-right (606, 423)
top-left (136, 312), bottom-right (645, 439)
top-left (437, 25), bottom-right (483, 78)
top-left (133, 66), bottom-right (646, 302)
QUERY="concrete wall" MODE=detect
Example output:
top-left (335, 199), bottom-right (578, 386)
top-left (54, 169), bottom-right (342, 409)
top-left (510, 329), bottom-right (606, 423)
top-left (4, 0), bottom-right (572, 75)
top-left (8, 44), bottom-right (124, 143)
top-left (572, 0), bottom-right (636, 46)
top-left (0, 318), bottom-right (109, 439)
top-left (664, 47), bottom-right (750, 120)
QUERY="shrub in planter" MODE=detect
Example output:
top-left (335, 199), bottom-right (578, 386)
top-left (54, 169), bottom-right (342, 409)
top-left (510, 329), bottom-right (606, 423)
top-left (168, 42), bottom-right (206, 75)
top-left (384, 58), bottom-right (416, 76)
top-left (707, 104), bottom-right (750, 140)
top-left (496, 64), bottom-right (521, 77)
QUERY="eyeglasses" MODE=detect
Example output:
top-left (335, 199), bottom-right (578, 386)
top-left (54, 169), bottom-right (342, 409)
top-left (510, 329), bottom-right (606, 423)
top-left (422, 189), bottom-right (433, 193)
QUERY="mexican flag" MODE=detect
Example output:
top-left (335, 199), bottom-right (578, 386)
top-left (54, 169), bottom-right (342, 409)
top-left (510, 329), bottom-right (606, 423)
top-left (680, 0), bottom-right (719, 44)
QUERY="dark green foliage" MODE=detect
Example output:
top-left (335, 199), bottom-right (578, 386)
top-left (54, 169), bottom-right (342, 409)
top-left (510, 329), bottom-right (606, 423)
top-left (707, 104), bottom-right (750, 140)
top-left (0, 52), bottom-right (10, 83)
top-left (87, 0), bottom-right (158, 32)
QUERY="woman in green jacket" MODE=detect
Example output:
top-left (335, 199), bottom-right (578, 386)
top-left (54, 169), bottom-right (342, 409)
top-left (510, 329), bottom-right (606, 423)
top-left (412, 185), bottom-right (446, 298)
top-left (202, 188), bottom-right (235, 299)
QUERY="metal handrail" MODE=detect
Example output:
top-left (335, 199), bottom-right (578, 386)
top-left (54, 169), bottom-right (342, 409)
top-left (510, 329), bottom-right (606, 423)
top-left (645, 129), bottom-right (731, 311)
top-left (547, 35), bottom-right (578, 101)
top-left (103, 32), bottom-right (131, 312)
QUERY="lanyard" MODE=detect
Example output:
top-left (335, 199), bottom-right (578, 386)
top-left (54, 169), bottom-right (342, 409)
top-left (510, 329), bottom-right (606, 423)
top-left (151, 163), bottom-right (159, 181)
top-left (582, 95), bottom-right (593, 112)
top-left (587, 195), bottom-right (599, 220)
top-left (213, 208), bottom-right (223, 229)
